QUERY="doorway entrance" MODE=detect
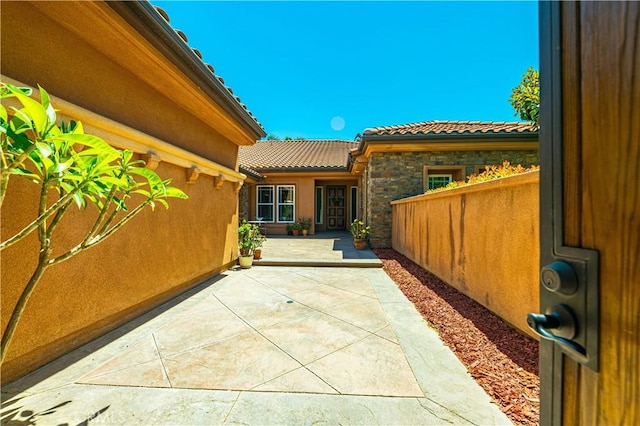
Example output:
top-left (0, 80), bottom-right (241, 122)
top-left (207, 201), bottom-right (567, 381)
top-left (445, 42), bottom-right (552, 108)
top-left (326, 186), bottom-right (346, 230)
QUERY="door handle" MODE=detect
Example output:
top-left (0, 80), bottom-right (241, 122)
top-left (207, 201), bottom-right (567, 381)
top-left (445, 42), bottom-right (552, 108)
top-left (527, 304), bottom-right (586, 356)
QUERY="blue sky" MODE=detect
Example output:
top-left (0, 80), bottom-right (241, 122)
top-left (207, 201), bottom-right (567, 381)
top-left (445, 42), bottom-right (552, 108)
top-left (153, 1), bottom-right (539, 140)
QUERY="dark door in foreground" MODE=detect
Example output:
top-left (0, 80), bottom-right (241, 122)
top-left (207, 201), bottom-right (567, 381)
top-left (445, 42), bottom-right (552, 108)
top-left (326, 186), bottom-right (346, 230)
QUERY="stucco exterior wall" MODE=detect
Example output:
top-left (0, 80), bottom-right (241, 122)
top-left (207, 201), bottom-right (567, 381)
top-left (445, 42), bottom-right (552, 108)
top-left (391, 171), bottom-right (540, 337)
top-left (366, 150), bottom-right (539, 247)
top-left (0, 1), bottom-right (259, 384)
top-left (1, 160), bottom-right (239, 384)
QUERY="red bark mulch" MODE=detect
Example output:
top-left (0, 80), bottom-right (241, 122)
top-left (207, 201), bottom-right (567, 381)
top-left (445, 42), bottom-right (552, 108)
top-left (374, 248), bottom-right (540, 426)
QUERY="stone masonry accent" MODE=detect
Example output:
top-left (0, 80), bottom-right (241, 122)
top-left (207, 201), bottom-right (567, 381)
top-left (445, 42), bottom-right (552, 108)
top-left (239, 184), bottom-right (250, 221)
top-left (365, 150), bottom-right (539, 247)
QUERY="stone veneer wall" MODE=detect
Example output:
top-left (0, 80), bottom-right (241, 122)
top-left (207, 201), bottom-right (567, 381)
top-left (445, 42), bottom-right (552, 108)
top-left (365, 150), bottom-right (539, 247)
top-left (239, 184), bottom-right (250, 221)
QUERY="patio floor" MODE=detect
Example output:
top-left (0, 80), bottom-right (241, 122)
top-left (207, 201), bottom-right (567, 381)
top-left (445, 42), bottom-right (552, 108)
top-left (1, 233), bottom-right (510, 425)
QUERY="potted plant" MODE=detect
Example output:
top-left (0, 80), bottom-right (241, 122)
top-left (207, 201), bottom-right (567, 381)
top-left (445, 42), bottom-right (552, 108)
top-left (285, 224), bottom-right (293, 235)
top-left (238, 220), bottom-right (259, 268)
top-left (291, 222), bottom-right (302, 236)
top-left (253, 231), bottom-right (266, 260)
top-left (299, 218), bottom-right (311, 236)
top-left (350, 219), bottom-right (371, 250)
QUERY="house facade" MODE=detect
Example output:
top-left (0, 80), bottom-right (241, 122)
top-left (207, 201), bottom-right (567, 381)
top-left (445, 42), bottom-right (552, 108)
top-left (238, 140), bottom-right (360, 235)
top-left (238, 121), bottom-right (538, 244)
top-left (349, 121), bottom-right (539, 247)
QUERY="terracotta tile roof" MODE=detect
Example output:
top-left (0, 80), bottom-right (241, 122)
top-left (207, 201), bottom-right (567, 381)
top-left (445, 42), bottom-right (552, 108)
top-left (239, 140), bottom-right (359, 170)
top-left (152, 5), bottom-right (264, 133)
top-left (362, 120), bottom-right (536, 137)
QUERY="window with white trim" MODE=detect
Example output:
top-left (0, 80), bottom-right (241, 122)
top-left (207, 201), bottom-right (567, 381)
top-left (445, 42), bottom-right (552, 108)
top-left (277, 185), bottom-right (295, 223)
top-left (257, 185), bottom-right (274, 222)
top-left (423, 165), bottom-right (466, 192)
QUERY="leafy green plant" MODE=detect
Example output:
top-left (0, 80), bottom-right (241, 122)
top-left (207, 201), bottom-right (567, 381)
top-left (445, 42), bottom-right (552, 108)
top-left (0, 84), bottom-right (188, 362)
top-left (291, 222), bottom-right (302, 231)
top-left (426, 161), bottom-right (540, 194)
top-left (350, 219), bottom-right (371, 239)
top-left (509, 66), bottom-right (539, 128)
top-left (238, 219), bottom-right (261, 256)
top-left (298, 217), bottom-right (311, 230)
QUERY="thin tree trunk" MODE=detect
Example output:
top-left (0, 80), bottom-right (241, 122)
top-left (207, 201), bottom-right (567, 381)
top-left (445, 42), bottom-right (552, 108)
top-left (0, 253), bottom-right (49, 363)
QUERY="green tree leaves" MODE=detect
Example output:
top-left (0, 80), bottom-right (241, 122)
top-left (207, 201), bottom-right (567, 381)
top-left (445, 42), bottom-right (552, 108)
top-left (0, 83), bottom-right (189, 362)
top-left (509, 66), bottom-right (539, 129)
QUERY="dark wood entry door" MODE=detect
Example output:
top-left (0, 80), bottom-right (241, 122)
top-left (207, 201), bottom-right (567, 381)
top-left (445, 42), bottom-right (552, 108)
top-left (538, 3), bottom-right (639, 424)
top-left (327, 186), bottom-right (346, 230)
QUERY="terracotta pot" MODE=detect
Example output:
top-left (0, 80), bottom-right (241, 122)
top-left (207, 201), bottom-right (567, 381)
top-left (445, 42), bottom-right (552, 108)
top-left (253, 248), bottom-right (262, 260)
top-left (354, 238), bottom-right (367, 250)
top-left (292, 229), bottom-right (300, 236)
top-left (239, 255), bottom-right (253, 268)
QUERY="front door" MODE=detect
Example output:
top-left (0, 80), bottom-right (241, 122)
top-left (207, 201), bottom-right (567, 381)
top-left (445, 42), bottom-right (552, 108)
top-left (537, 3), bottom-right (639, 424)
top-left (326, 186), bottom-right (346, 230)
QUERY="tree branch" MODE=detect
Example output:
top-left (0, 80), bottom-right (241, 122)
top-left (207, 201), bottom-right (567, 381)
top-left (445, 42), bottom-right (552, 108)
top-left (0, 181), bottom-right (88, 250)
top-left (48, 199), bottom-right (150, 266)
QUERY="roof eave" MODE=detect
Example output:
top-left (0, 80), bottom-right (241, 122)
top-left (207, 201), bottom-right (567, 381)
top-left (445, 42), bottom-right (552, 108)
top-left (239, 166), bottom-right (264, 181)
top-left (360, 131), bottom-right (538, 142)
top-left (249, 166), bottom-right (349, 173)
top-left (109, 1), bottom-right (266, 140)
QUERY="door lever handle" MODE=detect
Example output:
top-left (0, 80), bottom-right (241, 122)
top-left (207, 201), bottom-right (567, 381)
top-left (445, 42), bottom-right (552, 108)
top-left (527, 304), bottom-right (586, 356)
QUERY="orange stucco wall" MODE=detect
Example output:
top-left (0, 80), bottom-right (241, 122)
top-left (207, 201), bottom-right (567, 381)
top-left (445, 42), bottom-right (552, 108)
top-left (0, 1), bottom-right (251, 384)
top-left (391, 171), bottom-right (540, 338)
top-left (1, 160), bottom-right (239, 384)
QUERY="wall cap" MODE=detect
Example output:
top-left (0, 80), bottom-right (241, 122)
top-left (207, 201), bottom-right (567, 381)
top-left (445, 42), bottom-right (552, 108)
top-left (391, 169), bottom-right (540, 205)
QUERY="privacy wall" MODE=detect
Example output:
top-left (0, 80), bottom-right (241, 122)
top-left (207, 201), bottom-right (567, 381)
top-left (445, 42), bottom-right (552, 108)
top-left (391, 171), bottom-right (539, 337)
top-left (1, 159), bottom-right (240, 383)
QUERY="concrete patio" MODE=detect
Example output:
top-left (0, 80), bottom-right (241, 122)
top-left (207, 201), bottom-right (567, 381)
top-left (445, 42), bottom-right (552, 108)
top-left (1, 233), bottom-right (510, 425)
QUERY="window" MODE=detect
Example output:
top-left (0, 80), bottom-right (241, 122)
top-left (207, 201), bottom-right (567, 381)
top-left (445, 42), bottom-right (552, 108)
top-left (277, 185), bottom-right (295, 223)
top-left (423, 166), bottom-right (466, 192)
top-left (257, 186), bottom-right (274, 222)
top-left (315, 186), bottom-right (323, 224)
top-left (350, 186), bottom-right (358, 223)
top-left (427, 174), bottom-right (453, 190)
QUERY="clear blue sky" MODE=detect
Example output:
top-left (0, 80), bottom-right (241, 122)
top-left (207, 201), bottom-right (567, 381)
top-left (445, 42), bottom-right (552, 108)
top-left (153, 1), bottom-right (539, 140)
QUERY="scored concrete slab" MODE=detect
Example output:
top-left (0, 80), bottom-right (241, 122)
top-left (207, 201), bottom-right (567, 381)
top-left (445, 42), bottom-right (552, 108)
top-left (1, 264), bottom-right (510, 425)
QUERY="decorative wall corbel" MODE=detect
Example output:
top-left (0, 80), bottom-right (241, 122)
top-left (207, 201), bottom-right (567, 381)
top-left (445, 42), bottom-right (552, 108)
top-left (234, 181), bottom-right (244, 193)
top-left (213, 174), bottom-right (225, 189)
top-left (142, 153), bottom-right (161, 170)
top-left (186, 167), bottom-right (200, 184)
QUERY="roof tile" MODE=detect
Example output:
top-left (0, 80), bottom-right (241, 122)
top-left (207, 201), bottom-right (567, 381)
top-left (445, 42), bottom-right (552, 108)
top-left (363, 120), bottom-right (536, 137)
top-left (239, 140), bottom-right (358, 170)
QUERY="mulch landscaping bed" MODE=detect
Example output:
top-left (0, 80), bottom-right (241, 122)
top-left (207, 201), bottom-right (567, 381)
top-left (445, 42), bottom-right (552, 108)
top-left (373, 248), bottom-right (540, 426)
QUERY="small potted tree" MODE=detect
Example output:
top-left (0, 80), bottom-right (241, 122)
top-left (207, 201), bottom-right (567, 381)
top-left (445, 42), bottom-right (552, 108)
top-left (350, 219), bottom-right (371, 250)
top-left (238, 220), bottom-right (259, 268)
top-left (291, 222), bottom-right (302, 236)
top-left (253, 231), bottom-right (266, 260)
top-left (299, 218), bottom-right (311, 236)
